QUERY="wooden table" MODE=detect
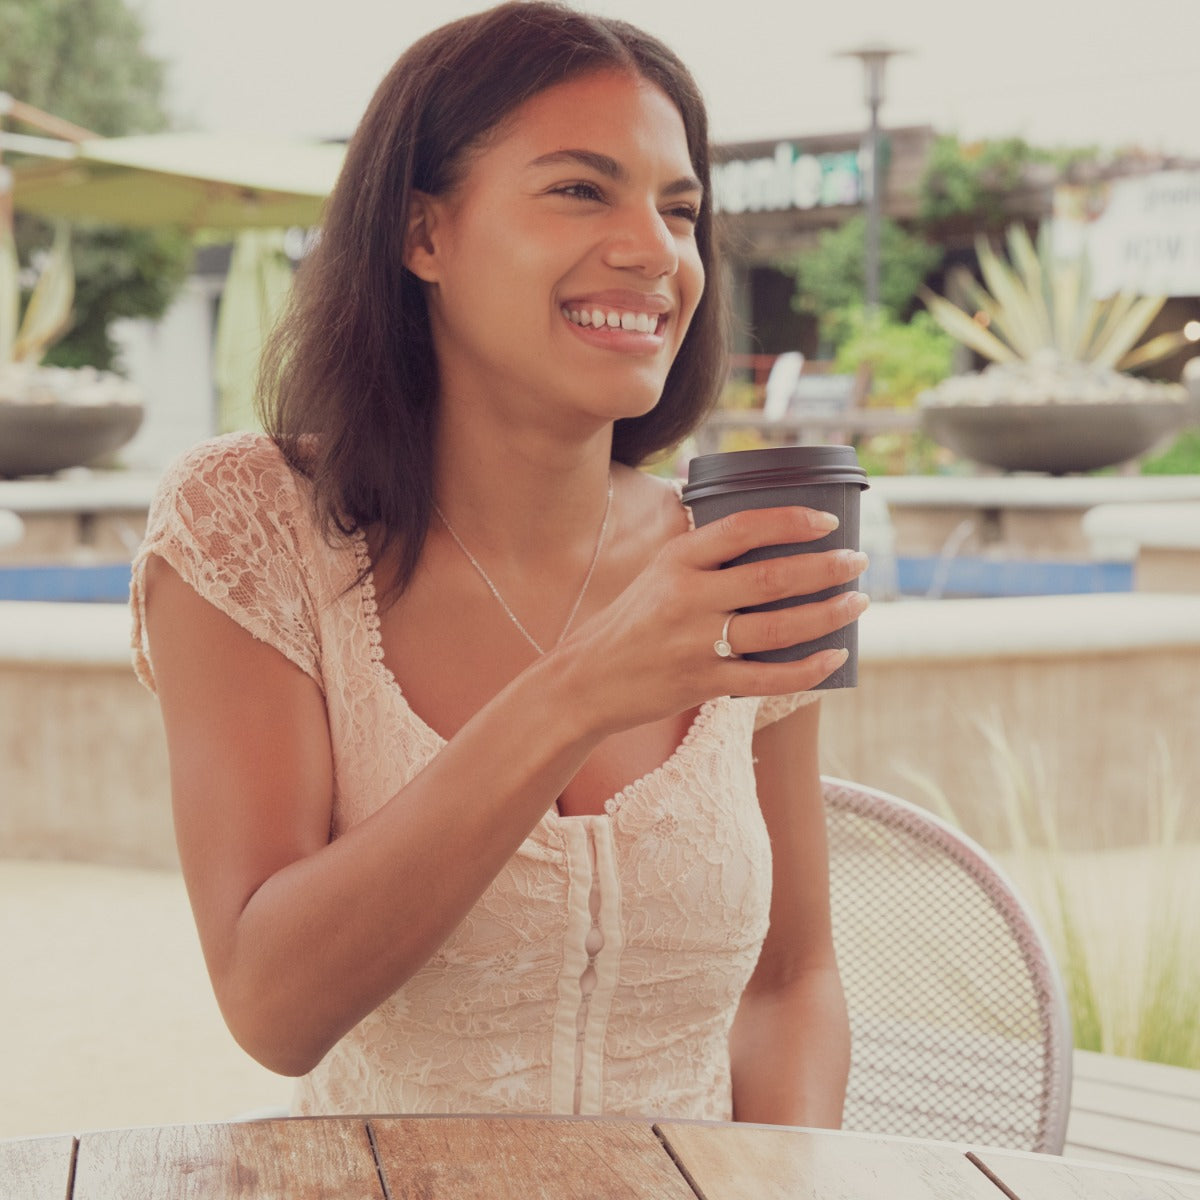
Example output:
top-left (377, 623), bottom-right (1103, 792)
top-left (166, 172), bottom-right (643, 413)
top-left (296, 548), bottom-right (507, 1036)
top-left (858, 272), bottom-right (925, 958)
top-left (4, 1116), bottom-right (1198, 1200)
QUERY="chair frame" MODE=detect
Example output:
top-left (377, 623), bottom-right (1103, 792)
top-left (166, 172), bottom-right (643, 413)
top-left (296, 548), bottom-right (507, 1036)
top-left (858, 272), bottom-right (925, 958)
top-left (823, 775), bottom-right (1075, 1153)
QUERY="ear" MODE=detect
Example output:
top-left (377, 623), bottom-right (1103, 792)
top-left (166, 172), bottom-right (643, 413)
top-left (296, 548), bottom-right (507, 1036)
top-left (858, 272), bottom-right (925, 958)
top-left (403, 191), bottom-right (443, 283)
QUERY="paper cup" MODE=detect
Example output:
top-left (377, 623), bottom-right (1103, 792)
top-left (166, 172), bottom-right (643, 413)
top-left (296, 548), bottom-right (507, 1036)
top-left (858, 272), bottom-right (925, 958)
top-left (682, 445), bottom-right (869, 688)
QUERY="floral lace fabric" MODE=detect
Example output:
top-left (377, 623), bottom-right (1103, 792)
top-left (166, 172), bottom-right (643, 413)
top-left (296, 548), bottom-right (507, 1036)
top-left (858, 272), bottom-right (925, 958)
top-left (130, 433), bottom-right (817, 1120)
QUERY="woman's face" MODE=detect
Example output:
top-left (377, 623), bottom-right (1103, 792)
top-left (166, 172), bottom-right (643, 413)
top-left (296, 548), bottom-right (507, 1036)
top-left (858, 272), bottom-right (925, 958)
top-left (406, 70), bottom-right (706, 432)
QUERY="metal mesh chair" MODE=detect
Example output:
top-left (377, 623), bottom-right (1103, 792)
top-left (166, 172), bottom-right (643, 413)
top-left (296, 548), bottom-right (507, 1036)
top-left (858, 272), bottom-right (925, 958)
top-left (823, 776), bottom-right (1073, 1152)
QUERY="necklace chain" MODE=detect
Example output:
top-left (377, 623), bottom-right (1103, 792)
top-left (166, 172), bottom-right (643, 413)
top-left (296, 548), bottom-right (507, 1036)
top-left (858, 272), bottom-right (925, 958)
top-left (434, 474), bottom-right (614, 656)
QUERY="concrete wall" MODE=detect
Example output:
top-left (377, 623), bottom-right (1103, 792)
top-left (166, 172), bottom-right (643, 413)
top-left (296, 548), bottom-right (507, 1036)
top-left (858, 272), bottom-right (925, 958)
top-left (3, 594), bottom-right (1199, 869)
top-left (819, 593), bottom-right (1200, 850)
top-left (0, 605), bottom-right (174, 868)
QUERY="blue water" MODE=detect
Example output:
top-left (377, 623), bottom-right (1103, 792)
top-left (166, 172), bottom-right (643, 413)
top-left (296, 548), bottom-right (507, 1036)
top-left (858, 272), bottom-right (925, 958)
top-left (0, 564), bottom-right (132, 603)
top-left (0, 558), bottom-right (1135, 604)
top-left (897, 556), bottom-right (1133, 599)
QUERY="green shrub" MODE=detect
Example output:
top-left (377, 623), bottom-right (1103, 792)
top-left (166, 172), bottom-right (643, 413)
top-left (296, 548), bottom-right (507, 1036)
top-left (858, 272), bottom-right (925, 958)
top-left (832, 307), bottom-right (955, 408)
top-left (788, 217), bottom-right (943, 348)
top-left (1140, 429), bottom-right (1200, 475)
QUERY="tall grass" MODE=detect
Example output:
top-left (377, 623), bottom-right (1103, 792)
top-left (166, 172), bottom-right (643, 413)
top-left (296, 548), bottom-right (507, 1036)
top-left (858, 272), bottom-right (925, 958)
top-left (901, 719), bottom-right (1200, 1070)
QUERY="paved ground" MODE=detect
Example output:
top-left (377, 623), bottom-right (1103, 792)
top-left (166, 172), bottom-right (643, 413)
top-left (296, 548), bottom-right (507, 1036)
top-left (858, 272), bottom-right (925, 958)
top-left (1, 860), bottom-right (291, 1139)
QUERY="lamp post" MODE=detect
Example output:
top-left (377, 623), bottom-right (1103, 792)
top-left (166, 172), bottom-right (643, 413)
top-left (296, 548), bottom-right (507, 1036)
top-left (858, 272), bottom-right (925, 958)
top-left (835, 43), bottom-right (908, 312)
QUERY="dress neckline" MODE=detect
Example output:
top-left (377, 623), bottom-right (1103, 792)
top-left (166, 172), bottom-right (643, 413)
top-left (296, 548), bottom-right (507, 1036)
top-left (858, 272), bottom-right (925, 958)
top-left (348, 525), bottom-right (723, 821)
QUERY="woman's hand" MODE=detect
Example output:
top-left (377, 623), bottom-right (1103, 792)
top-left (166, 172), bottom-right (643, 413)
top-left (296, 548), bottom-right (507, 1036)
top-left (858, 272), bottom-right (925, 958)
top-left (557, 504), bottom-right (868, 735)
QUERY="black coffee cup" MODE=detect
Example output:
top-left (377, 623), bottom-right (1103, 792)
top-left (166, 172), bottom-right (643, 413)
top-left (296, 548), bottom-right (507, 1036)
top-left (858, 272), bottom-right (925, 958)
top-left (682, 445), bottom-right (869, 689)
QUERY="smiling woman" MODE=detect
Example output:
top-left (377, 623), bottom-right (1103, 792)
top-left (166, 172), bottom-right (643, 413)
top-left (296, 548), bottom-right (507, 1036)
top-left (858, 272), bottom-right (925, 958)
top-left (128, 1), bottom-right (865, 1127)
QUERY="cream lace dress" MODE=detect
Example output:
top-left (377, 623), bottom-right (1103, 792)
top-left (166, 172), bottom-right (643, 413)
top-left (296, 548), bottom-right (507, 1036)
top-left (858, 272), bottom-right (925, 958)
top-left (130, 432), bottom-right (817, 1121)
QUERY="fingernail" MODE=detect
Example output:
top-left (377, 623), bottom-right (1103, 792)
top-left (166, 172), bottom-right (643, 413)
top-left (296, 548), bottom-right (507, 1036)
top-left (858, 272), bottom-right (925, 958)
top-left (845, 590), bottom-right (870, 618)
top-left (812, 510), bottom-right (840, 532)
top-left (822, 648), bottom-right (850, 669)
top-left (840, 549), bottom-right (869, 570)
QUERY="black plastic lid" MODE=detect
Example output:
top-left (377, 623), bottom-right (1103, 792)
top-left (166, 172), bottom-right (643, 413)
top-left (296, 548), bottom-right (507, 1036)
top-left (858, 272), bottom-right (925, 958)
top-left (682, 446), bottom-right (869, 503)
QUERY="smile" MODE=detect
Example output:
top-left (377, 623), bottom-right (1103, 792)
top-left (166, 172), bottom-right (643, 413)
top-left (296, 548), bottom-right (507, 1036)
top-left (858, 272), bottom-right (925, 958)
top-left (561, 306), bottom-right (664, 335)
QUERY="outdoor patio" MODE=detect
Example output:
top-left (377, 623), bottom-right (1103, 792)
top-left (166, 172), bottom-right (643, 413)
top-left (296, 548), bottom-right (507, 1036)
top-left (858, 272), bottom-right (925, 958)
top-left (3, 4), bottom-right (1200, 1193)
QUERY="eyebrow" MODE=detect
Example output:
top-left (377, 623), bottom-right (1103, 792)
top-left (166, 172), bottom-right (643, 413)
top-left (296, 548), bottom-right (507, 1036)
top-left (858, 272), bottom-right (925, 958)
top-left (526, 148), bottom-right (704, 199)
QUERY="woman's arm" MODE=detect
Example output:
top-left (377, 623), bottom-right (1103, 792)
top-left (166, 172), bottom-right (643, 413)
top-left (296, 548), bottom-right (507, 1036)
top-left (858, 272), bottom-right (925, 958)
top-left (145, 504), bottom-right (863, 1077)
top-left (729, 699), bottom-right (851, 1128)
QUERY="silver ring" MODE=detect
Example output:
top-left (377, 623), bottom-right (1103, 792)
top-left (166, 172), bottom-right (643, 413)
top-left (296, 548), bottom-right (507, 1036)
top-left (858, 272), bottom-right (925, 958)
top-left (714, 613), bottom-right (737, 659)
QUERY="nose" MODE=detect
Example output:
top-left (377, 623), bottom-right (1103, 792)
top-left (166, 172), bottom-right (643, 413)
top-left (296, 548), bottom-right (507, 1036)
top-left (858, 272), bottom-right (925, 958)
top-left (603, 202), bottom-right (679, 278)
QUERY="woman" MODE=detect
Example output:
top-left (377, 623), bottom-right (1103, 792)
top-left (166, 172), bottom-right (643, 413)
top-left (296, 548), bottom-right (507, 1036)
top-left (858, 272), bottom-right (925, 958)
top-left (131, 2), bottom-right (865, 1126)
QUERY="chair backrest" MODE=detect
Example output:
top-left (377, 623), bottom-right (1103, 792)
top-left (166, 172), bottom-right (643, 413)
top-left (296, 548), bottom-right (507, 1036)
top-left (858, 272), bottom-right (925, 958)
top-left (823, 776), bottom-right (1073, 1153)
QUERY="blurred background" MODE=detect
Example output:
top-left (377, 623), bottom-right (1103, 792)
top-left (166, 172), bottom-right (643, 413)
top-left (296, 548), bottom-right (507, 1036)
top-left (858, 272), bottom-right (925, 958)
top-left (2, 0), bottom-right (1199, 1169)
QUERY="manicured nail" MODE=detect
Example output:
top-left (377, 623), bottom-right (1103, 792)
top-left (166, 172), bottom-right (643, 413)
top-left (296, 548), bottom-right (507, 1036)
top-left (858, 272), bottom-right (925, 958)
top-left (812, 510), bottom-right (840, 532)
top-left (844, 591), bottom-right (870, 618)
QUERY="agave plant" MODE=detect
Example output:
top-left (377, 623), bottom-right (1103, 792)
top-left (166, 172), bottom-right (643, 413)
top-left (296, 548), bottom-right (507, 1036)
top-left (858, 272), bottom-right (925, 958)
top-left (0, 221), bottom-right (75, 368)
top-left (919, 224), bottom-right (1192, 404)
top-left (0, 221), bottom-right (140, 414)
top-left (915, 224), bottom-right (1196, 471)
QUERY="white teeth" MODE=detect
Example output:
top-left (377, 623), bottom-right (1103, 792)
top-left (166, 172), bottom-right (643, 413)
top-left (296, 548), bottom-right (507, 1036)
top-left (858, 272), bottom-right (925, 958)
top-left (562, 305), bottom-right (662, 333)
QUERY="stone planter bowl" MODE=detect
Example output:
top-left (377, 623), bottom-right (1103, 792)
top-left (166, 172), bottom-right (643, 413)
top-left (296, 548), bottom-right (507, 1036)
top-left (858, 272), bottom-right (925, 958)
top-left (0, 402), bottom-right (145, 478)
top-left (919, 399), bottom-right (1198, 475)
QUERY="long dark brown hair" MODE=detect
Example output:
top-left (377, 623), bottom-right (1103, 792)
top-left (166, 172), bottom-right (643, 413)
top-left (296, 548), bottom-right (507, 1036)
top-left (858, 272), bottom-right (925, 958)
top-left (259, 1), bottom-right (729, 597)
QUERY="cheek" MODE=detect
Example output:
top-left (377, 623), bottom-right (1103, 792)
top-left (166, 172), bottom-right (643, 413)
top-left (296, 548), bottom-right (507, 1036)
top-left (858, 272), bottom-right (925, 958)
top-left (679, 250), bottom-right (706, 331)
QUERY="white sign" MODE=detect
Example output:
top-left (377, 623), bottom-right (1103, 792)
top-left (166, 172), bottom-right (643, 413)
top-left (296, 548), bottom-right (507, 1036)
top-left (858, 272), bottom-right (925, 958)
top-left (1054, 171), bottom-right (1200, 298)
top-left (712, 143), bottom-right (863, 214)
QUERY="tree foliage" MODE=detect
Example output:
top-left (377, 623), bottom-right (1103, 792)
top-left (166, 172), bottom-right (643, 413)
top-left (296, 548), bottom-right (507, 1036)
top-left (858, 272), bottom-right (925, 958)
top-left (1, 0), bottom-right (192, 370)
top-left (789, 215), bottom-right (943, 348)
top-left (0, 0), bottom-right (169, 136)
top-left (918, 135), bottom-right (1100, 228)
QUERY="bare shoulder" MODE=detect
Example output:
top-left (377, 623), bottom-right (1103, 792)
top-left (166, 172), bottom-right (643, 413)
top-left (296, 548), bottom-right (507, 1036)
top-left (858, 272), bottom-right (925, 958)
top-left (616, 464), bottom-right (691, 539)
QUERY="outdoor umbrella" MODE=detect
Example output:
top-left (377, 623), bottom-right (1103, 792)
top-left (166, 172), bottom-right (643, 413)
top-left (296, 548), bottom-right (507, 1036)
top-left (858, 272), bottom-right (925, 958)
top-left (2, 124), bottom-right (347, 438)
top-left (8, 131), bottom-right (345, 230)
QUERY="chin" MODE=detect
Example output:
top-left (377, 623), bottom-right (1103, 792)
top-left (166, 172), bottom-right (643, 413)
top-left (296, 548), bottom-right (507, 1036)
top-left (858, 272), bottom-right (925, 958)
top-left (607, 372), bottom-right (674, 421)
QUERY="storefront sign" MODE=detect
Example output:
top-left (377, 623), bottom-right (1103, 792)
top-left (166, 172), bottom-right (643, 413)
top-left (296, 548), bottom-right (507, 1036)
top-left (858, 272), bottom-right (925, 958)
top-left (712, 142), bottom-right (863, 214)
top-left (1053, 171), bottom-right (1200, 298)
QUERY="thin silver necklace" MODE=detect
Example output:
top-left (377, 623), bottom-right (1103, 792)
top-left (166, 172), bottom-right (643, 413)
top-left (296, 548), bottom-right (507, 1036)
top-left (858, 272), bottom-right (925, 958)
top-left (433, 474), bottom-right (614, 656)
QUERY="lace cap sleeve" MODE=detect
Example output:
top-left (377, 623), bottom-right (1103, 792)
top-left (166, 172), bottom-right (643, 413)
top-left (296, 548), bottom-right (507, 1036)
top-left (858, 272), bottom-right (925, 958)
top-left (130, 432), bottom-right (323, 693)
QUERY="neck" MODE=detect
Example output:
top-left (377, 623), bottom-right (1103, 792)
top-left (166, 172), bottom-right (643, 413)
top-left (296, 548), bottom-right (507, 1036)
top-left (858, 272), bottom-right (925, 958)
top-left (432, 396), bottom-right (617, 562)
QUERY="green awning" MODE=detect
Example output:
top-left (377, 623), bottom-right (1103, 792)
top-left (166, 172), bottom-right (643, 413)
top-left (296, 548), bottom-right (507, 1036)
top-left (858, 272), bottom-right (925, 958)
top-left (9, 132), bottom-right (345, 230)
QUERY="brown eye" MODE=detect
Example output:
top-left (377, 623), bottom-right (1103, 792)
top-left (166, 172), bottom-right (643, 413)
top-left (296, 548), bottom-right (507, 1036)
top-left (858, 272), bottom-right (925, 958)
top-left (665, 203), bottom-right (700, 226)
top-left (553, 182), bottom-right (606, 203)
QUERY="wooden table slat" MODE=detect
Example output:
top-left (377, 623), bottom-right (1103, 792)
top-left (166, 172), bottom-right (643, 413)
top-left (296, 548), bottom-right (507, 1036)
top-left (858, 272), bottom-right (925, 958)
top-left (972, 1149), bottom-right (1200, 1200)
top-left (1066, 1110), bottom-right (1200, 1175)
top-left (368, 1116), bottom-right (695, 1200)
top-left (0, 1135), bottom-right (75, 1200)
top-left (1071, 1077), bottom-right (1200, 1135)
top-left (1073, 1053), bottom-right (1200, 1103)
top-left (70, 1119), bottom-right (382, 1200)
top-left (654, 1122), bottom-right (1004, 1200)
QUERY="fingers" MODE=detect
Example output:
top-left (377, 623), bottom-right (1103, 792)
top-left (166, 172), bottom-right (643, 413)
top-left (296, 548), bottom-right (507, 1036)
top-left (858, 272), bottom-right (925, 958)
top-left (671, 505), bottom-right (867, 610)
top-left (723, 590), bottom-right (870, 658)
top-left (722, 645), bottom-right (852, 695)
top-left (675, 506), bottom-right (841, 569)
top-left (718, 547), bottom-right (868, 611)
